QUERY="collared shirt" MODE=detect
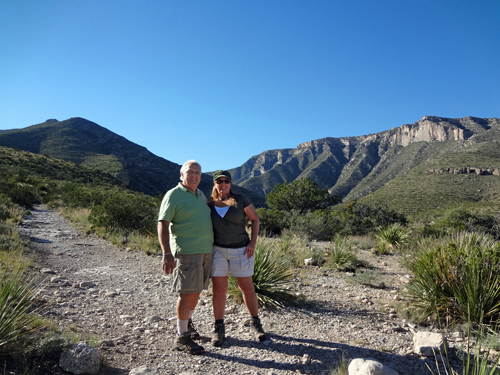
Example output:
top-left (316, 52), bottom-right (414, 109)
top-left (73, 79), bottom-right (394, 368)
top-left (158, 183), bottom-right (213, 255)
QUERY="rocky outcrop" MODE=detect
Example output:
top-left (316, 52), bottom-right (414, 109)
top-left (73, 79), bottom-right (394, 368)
top-left (426, 166), bottom-right (500, 176)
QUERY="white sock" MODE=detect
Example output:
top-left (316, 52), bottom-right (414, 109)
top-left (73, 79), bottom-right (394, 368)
top-left (177, 319), bottom-right (189, 335)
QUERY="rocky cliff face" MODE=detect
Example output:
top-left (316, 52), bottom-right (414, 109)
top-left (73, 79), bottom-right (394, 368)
top-left (231, 116), bottom-right (500, 197)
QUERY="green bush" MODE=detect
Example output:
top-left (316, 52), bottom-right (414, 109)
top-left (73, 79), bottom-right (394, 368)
top-left (257, 207), bottom-right (287, 236)
top-left (404, 232), bottom-right (500, 325)
top-left (266, 177), bottom-right (341, 213)
top-left (435, 209), bottom-right (500, 240)
top-left (89, 192), bottom-right (158, 235)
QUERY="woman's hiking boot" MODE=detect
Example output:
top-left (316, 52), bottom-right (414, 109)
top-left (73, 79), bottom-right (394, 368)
top-left (211, 323), bottom-right (225, 347)
top-left (173, 332), bottom-right (205, 355)
top-left (250, 317), bottom-right (268, 342)
top-left (188, 318), bottom-right (200, 340)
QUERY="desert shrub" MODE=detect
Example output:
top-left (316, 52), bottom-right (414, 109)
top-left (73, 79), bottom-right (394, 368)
top-left (435, 209), bottom-right (500, 240)
top-left (89, 192), bottom-right (158, 235)
top-left (4, 184), bottom-right (37, 209)
top-left (266, 177), bottom-right (341, 213)
top-left (59, 183), bottom-right (108, 209)
top-left (404, 232), bottom-right (500, 326)
top-left (257, 207), bottom-right (287, 236)
top-left (288, 209), bottom-right (336, 241)
top-left (228, 238), bottom-right (295, 309)
top-left (345, 235), bottom-right (376, 250)
top-left (326, 236), bottom-right (371, 271)
top-left (272, 232), bottom-right (313, 268)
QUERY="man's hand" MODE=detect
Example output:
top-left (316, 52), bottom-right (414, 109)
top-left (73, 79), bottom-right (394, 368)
top-left (162, 253), bottom-right (175, 274)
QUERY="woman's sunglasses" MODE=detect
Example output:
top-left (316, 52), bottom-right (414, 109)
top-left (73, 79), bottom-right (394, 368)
top-left (215, 179), bottom-right (231, 184)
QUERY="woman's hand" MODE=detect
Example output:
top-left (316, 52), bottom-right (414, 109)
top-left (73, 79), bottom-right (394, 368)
top-left (244, 243), bottom-right (256, 258)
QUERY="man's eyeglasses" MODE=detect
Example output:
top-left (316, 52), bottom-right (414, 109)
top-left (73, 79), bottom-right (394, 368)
top-left (215, 179), bottom-right (231, 184)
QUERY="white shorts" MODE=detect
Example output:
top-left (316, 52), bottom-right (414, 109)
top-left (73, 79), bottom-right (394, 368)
top-left (211, 245), bottom-right (254, 278)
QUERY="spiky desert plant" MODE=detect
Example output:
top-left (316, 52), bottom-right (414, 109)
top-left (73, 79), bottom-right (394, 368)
top-left (0, 269), bottom-right (44, 353)
top-left (406, 231), bottom-right (500, 326)
top-left (428, 313), bottom-right (500, 375)
top-left (375, 223), bottom-right (410, 254)
top-left (228, 239), bottom-right (295, 309)
top-left (326, 236), bottom-right (370, 271)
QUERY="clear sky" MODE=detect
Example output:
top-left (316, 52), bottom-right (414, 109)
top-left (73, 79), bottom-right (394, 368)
top-left (1, 1), bottom-right (499, 172)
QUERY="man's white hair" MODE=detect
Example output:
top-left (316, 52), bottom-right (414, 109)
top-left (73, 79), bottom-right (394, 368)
top-left (180, 160), bottom-right (201, 181)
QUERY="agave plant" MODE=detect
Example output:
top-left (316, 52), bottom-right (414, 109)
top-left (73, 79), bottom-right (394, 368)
top-left (229, 239), bottom-right (295, 309)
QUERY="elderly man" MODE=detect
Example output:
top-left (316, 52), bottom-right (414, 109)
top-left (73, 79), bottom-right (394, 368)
top-left (158, 160), bottom-right (213, 355)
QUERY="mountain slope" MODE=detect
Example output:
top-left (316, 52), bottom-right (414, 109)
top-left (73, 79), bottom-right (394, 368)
top-left (0, 118), bottom-right (265, 205)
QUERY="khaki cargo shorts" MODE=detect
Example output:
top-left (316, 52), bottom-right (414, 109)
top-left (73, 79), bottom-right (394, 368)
top-left (172, 253), bottom-right (212, 294)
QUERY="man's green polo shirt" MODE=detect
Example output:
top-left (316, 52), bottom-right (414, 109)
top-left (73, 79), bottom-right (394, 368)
top-left (158, 183), bottom-right (213, 255)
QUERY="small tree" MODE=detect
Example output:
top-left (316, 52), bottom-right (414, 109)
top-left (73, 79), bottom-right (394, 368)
top-left (266, 178), bottom-right (341, 213)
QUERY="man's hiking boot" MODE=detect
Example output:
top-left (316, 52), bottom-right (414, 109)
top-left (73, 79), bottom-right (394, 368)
top-left (188, 318), bottom-right (200, 340)
top-left (173, 332), bottom-right (205, 355)
top-left (211, 323), bottom-right (225, 347)
top-left (250, 317), bottom-right (268, 342)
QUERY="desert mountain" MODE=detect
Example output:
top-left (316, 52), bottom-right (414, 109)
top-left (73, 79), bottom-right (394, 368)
top-left (0, 117), bottom-right (264, 204)
top-left (229, 116), bottom-right (500, 201)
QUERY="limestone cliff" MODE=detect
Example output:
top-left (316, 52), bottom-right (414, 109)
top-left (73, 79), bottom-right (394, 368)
top-left (230, 116), bottom-right (500, 197)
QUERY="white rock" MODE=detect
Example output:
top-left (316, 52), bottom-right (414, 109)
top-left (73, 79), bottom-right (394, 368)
top-left (40, 268), bottom-right (56, 274)
top-left (348, 358), bottom-right (399, 375)
top-left (144, 315), bottom-right (162, 323)
top-left (129, 365), bottom-right (159, 375)
top-left (413, 331), bottom-right (446, 357)
top-left (304, 258), bottom-right (317, 266)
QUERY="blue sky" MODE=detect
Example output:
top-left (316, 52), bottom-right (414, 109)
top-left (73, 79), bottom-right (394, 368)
top-left (1, 1), bottom-right (499, 172)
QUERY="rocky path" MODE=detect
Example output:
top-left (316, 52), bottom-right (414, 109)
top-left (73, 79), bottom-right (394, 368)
top-left (18, 205), bottom-right (447, 375)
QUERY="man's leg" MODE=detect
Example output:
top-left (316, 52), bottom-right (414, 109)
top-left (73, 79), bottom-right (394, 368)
top-left (177, 292), bottom-right (201, 334)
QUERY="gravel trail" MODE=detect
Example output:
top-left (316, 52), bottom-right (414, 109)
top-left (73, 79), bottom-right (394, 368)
top-left (17, 205), bottom-right (445, 375)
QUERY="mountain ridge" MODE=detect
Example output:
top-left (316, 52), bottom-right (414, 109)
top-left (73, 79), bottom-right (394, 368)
top-left (0, 118), bottom-right (265, 205)
top-left (1, 115), bottom-right (499, 217)
top-left (228, 116), bottom-right (500, 198)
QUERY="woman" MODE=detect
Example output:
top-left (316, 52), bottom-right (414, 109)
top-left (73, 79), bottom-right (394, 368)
top-left (208, 170), bottom-right (267, 347)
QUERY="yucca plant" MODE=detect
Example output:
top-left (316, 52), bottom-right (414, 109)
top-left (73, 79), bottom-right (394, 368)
top-left (375, 224), bottom-right (409, 254)
top-left (228, 239), bottom-right (295, 309)
top-left (405, 232), bottom-right (500, 326)
top-left (0, 269), bottom-right (44, 354)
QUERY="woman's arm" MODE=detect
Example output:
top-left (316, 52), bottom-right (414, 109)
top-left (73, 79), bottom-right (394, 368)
top-left (243, 204), bottom-right (260, 258)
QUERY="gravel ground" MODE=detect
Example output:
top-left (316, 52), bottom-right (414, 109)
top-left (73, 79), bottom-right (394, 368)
top-left (16, 205), bottom-right (458, 375)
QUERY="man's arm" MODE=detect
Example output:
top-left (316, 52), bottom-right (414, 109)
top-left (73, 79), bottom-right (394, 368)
top-left (158, 220), bottom-right (175, 274)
